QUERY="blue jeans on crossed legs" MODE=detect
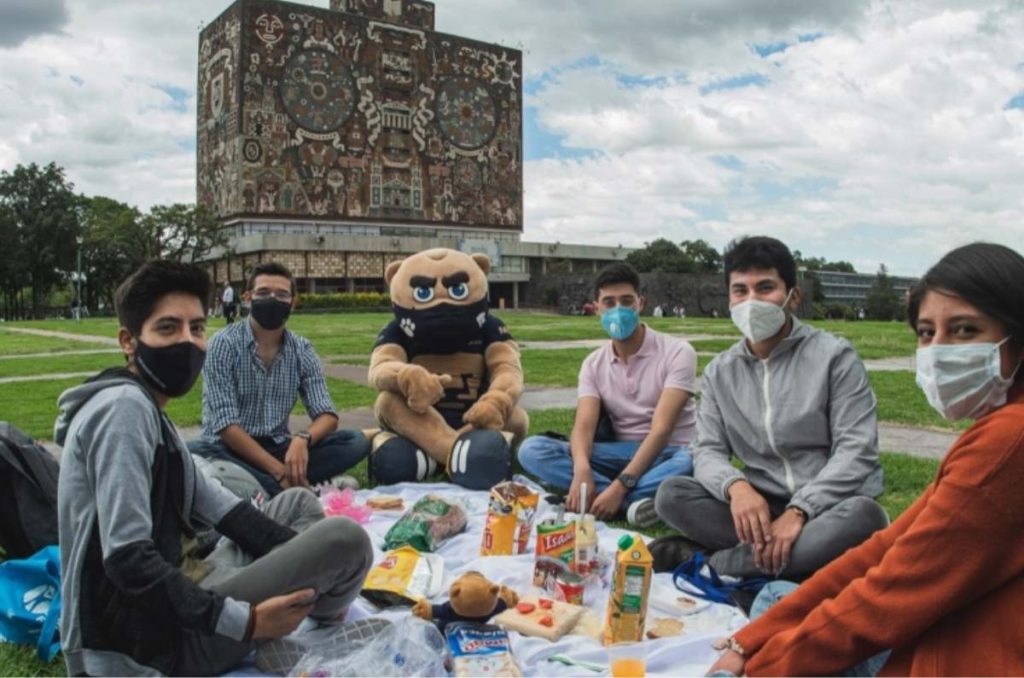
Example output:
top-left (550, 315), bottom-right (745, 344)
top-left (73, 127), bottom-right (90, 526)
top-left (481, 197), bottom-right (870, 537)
top-left (516, 435), bottom-right (693, 504)
top-left (187, 429), bottom-right (370, 497)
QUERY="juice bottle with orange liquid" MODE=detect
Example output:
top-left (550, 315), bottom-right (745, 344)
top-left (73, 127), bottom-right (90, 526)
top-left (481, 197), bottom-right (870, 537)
top-left (603, 534), bottom-right (653, 645)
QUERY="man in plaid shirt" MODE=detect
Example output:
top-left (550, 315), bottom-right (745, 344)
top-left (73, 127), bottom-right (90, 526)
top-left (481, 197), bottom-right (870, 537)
top-left (188, 263), bottom-right (369, 496)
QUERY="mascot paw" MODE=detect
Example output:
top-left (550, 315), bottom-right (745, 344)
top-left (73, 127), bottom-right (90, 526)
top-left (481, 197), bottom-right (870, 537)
top-left (411, 598), bottom-right (432, 621)
top-left (463, 398), bottom-right (505, 430)
top-left (447, 430), bottom-right (512, 490)
top-left (369, 434), bottom-right (439, 485)
top-left (399, 365), bottom-right (450, 414)
top-left (498, 586), bottom-right (519, 608)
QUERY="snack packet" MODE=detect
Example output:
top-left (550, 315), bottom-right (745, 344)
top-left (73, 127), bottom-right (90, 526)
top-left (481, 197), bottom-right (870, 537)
top-left (384, 495), bottom-right (468, 552)
top-left (446, 622), bottom-right (522, 677)
top-left (481, 481), bottom-right (539, 556)
top-left (361, 546), bottom-right (445, 608)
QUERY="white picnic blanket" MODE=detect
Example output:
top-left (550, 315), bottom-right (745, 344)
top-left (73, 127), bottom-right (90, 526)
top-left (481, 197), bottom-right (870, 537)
top-left (235, 477), bottom-right (747, 676)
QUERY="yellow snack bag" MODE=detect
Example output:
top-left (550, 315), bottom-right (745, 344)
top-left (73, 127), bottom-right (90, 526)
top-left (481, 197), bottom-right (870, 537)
top-left (480, 481), bottom-right (539, 556)
top-left (361, 546), bottom-right (445, 608)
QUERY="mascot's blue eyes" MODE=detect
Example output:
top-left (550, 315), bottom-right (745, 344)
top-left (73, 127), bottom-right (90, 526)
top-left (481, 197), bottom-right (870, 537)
top-left (414, 286), bottom-right (435, 303)
top-left (448, 283), bottom-right (469, 300)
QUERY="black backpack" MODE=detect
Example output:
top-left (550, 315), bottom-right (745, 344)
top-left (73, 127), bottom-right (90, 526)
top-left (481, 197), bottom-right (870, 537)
top-left (0, 422), bottom-right (60, 559)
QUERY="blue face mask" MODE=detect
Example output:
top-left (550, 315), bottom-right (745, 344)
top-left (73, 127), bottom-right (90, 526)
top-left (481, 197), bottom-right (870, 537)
top-left (601, 306), bottom-right (639, 341)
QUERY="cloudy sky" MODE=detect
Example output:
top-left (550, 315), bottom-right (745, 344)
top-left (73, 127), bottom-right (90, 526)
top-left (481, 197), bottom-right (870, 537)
top-left (2, 0), bottom-right (1024, 275)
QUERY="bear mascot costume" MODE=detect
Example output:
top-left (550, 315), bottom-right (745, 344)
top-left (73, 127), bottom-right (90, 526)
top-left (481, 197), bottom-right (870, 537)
top-left (368, 248), bottom-right (528, 489)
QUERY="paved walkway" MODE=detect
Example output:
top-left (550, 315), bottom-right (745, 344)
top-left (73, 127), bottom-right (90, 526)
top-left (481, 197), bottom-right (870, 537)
top-left (0, 371), bottom-right (98, 385)
top-left (1, 326), bottom-right (118, 345)
top-left (0, 348), bottom-right (121, 361)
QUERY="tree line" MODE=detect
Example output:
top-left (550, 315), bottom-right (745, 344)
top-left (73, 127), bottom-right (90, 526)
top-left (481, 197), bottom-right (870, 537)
top-left (624, 237), bottom-right (905, 321)
top-left (0, 162), bottom-right (230, 320)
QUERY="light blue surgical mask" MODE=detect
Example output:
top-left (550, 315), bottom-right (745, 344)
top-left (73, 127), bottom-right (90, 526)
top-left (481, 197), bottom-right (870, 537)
top-left (915, 337), bottom-right (1021, 420)
top-left (601, 306), bottom-right (639, 341)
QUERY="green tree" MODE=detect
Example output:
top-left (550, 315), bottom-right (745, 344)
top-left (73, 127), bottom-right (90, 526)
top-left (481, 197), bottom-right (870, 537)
top-left (625, 238), bottom-right (696, 273)
top-left (80, 196), bottom-right (145, 310)
top-left (140, 203), bottom-right (231, 263)
top-left (679, 239), bottom-right (721, 273)
top-left (0, 200), bottom-right (28, 319)
top-left (865, 264), bottom-right (902, 321)
top-left (0, 162), bottom-right (83, 318)
top-left (792, 249), bottom-right (856, 273)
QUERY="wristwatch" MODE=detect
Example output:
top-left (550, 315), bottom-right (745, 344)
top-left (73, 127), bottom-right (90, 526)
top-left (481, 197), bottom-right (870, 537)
top-left (293, 431), bottom-right (313, 444)
top-left (616, 472), bottom-right (639, 490)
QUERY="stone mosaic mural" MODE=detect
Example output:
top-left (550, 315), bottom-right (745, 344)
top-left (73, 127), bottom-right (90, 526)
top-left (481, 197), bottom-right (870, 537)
top-left (197, 0), bottom-right (522, 230)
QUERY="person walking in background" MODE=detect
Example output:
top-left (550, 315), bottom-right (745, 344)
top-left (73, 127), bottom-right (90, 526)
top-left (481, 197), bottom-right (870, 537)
top-left (222, 282), bottom-right (237, 324)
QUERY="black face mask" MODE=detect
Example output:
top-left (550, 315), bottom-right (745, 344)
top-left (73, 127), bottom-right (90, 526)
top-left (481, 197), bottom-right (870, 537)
top-left (392, 297), bottom-right (489, 346)
top-left (250, 297), bottom-right (292, 330)
top-left (133, 339), bottom-right (206, 398)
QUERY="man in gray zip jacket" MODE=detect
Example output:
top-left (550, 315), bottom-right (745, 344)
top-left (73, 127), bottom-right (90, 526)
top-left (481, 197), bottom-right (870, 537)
top-left (653, 237), bottom-right (888, 579)
top-left (56, 261), bottom-right (373, 676)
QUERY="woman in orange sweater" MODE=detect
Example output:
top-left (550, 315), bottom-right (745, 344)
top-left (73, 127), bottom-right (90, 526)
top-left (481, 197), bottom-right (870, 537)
top-left (709, 242), bottom-right (1024, 677)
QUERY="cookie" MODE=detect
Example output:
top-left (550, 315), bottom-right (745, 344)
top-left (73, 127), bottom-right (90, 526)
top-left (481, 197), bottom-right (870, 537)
top-left (646, 617), bottom-right (684, 639)
top-left (367, 496), bottom-right (404, 510)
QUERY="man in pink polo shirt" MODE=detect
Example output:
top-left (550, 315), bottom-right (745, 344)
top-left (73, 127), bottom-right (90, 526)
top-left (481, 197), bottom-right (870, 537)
top-left (517, 263), bottom-right (698, 527)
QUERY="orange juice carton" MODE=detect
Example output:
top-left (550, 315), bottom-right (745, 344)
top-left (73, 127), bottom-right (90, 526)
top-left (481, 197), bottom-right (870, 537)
top-left (603, 534), bottom-right (653, 645)
top-left (481, 481), bottom-right (539, 556)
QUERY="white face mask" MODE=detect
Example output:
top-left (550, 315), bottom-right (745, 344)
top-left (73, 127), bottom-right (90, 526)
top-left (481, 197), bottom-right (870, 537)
top-left (915, 337), bottom-right (1021, 421)
top-left (731, 289), bottom-right (794, 344)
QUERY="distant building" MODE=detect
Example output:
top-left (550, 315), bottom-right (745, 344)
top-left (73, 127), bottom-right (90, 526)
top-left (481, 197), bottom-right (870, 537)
top-left (195, 0), bottom-right (623, 307)
top-left (816, 270), bottom-right (918, 308)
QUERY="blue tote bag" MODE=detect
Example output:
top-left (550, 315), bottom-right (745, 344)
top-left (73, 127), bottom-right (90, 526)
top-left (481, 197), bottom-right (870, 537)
top-left (0, 545), bottom-right (62, 662)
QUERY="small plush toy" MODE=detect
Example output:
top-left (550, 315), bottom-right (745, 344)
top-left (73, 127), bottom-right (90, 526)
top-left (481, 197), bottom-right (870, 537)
top-left (368, 247), bottom-right (528, 489)
top-left (412, 571), bottom-right (519, 634)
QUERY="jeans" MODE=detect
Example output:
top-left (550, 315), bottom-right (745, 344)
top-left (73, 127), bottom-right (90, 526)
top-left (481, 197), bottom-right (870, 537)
top-left (517, 435), bottom-right (693, 505)
top-left (748, 581), bottom-right (891, 677)
top-left (187, 429), bottom-right (370, 497)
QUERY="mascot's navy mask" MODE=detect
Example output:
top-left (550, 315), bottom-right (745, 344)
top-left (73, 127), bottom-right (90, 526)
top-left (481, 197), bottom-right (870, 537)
top-left (392, 297), bottom-right (489, 346)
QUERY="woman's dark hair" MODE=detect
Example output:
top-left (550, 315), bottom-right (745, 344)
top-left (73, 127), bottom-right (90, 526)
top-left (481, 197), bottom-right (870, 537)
top-left (593, 262), bottom-right (641, 299)
top-left (908, 243), bottom-right (1024, 349)
top-left (114, 260), bottom-right (211, 336)
top-left (722, 236), bottom-right (797, 291)
top-left (247, 261), bottom-right (297, 296)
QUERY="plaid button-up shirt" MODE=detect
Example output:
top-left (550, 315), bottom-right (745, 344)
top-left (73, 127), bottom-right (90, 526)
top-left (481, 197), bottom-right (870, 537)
top-left (200, 319), bottom-right (337, 444)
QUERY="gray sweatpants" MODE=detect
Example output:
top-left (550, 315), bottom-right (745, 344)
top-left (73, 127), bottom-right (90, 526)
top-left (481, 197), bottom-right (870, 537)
top-left (654, 476), bottom-right (888, 579)
top-left (174, 488), bottom-right (374, 676)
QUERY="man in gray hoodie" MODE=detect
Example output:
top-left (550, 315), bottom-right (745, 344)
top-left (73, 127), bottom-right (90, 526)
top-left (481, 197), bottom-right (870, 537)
top-left (55, 261), bottom-right (373, 676)
top-left (653, 237), bottom-right (888, 579)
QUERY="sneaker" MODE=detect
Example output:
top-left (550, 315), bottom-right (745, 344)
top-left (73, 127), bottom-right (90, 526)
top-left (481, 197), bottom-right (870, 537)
top-left (626, 498), bottom-right (660, 528)
top-left (330, 474), bottom-right (360, 491)
top-left (649, 534), bottom-right (709, 573)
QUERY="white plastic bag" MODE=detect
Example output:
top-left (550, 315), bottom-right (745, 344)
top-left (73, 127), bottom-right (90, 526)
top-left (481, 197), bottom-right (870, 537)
top-left (289, 616), bottom-right (449, 677)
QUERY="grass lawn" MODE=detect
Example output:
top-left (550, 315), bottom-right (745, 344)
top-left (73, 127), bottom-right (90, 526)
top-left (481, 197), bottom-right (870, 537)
top-left (869, 371), bottom-right (968, 431)
top-left (0, 352), bottom-right (123, 379)
top-left (0, 328), bottom-right (109, 355)
top-left (0, 376), bottom-right (375, 441)
top-left (0, 646), bottom-right (65, 678)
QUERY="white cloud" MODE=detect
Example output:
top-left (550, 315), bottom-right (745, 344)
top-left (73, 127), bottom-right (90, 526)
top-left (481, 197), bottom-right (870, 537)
top-left (520, 1), bottom-right (1024, 274)
top-left (1, 0), bottom-right (1023, 275)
